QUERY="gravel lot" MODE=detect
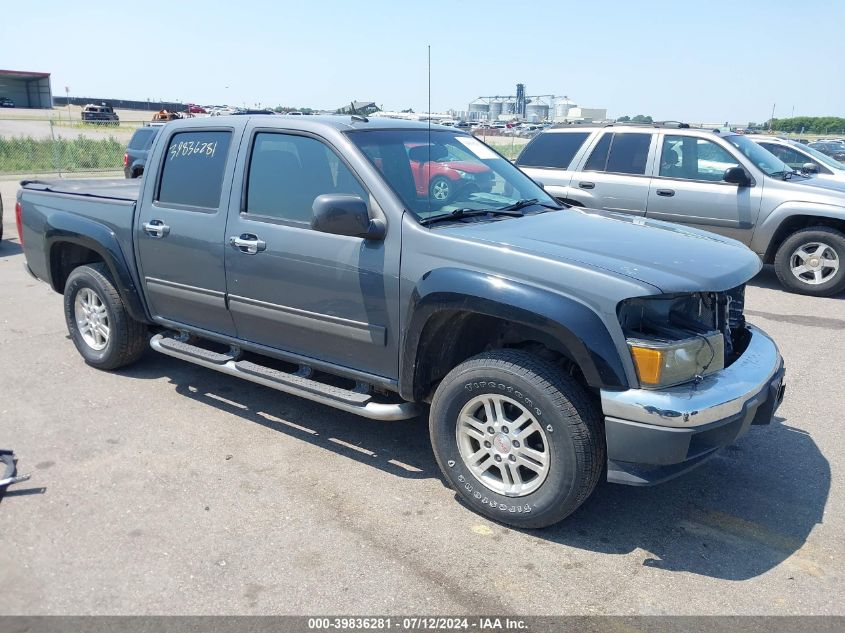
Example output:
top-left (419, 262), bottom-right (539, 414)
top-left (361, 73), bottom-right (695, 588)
top-left (0, 179), bottom-right (842, 615)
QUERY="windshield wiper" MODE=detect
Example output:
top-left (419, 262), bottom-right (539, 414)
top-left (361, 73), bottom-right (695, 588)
top-left (418, 207), bottom-right (525, 226)
top-left (498, 198), bottom-right (562, 212)
top-left (772, 169), bottom-right (805, 180)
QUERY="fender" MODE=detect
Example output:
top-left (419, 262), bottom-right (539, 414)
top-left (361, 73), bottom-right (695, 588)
top-left (44, 211), bottom-right (149, 323)
top-left (752, 201), bottom-right (845, 257)
top-left (399, 268), bottom-right (628, 400)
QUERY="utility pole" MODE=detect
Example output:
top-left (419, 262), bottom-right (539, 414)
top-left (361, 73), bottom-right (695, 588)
top-left (65, 86), bottom-right (71, 122)
top-left (769, 103), bottom-right (776, 131)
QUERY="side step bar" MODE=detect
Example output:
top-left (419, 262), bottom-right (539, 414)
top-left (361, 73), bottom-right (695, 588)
top-left (150, 334), bottom-right (419, 421)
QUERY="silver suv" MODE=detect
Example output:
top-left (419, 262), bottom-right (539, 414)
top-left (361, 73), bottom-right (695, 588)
top-left (517, 123), bottom-right (845, 296)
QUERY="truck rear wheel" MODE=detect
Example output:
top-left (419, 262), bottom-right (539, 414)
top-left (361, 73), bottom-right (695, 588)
top-left (774, 226), bottom-right (845, 297)
top-left (63, 263), bottom-right (148, 370)
top-left (429, 349), bottom-right (604, 529)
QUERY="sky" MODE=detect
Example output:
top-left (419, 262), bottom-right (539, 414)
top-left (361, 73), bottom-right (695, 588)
top-left (2, 0), bottom-right (842, 123)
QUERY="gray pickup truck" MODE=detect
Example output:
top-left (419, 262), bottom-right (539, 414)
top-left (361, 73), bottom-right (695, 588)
top-left (17, 116), bottom-right (785, 528)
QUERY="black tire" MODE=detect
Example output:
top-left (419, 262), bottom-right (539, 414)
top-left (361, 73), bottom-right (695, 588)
top-left (774, 226), bottom-right (845, 297)
top-left (63, 263), bottom-right (148, 370)
top-left (429, 176), bottom-right (453, 204)
top-left (429, 349), bottom-right (604, 529)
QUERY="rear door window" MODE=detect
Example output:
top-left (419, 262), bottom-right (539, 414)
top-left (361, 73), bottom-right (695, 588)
top-left (583, 133), bottom-right (652, 174)
top-left (157, 130), bottom-right (232, 209)
top-left (517, 132), bottom-right (590, 168)
top-left (583, 133), bottom-right (612, 171)
top-left (605, 133), bottom-right (652, 175)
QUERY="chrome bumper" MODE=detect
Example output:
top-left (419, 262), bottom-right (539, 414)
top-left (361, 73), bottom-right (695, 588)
top-left (600, 325), bottom-right (783, 429)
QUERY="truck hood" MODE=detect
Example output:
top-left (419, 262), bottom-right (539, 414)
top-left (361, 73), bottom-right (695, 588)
top-left (444, 207), bottom-right (761, 293)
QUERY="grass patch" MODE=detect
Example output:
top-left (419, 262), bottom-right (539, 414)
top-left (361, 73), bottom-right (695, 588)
top-left (0, 135), bottom-right (124, 174)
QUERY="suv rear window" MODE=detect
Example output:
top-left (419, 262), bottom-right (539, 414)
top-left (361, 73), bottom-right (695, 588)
top-left (129, 128), bottom-right (158, 150)
top-left (157, 130), bottom-right (232, 209)
top-left (584, 133), bottom-right (652, 175)
top-left (517, 132), bottom-right (590, 168)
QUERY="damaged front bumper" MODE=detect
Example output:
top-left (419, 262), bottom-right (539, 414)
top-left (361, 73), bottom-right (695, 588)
top-left (600, 325), bottom-right (785, 486)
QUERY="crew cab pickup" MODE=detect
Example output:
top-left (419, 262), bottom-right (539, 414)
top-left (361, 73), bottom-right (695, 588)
top-left (16, 116), bottom-right (786, 528)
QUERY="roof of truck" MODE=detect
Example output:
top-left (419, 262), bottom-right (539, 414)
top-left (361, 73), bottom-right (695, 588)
top-left (171, 114), bottom-right (457, 133)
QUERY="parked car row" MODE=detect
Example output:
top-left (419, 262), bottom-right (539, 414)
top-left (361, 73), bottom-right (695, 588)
top-left (807, 140), bottom-right (845, 161)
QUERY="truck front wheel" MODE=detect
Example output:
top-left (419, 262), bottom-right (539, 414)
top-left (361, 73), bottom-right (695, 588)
top-left (63, 263), bottom-right (148, 370)
top-left (429, 349), bottom-right (604, 529)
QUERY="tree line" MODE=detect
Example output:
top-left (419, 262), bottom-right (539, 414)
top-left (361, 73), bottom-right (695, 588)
top-left (616, 115), bottom-right (653, 123)
top-left (770, 117), bottom-right (845, 134)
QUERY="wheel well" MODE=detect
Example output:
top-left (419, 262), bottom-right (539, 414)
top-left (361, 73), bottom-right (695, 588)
top-left (765, 215), bottom-right (845, 263)
top-left (413, 310), bottom-right (589, 402)
top-left (50, 242), bottom-right (105, 292)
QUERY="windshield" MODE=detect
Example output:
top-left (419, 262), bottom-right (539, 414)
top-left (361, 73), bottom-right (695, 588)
top-left (722, 134), bottom-right (790, 177)
top-left (346, 129), bottom-right (558, 222)
top-left (798, 142), bottom-right (845, 170)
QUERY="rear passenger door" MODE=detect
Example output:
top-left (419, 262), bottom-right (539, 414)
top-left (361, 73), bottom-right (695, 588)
top-left (645, 134), bottom-right (763, 242)
top-left (136, 125), bottom-right (241, 336)
top-left (569, 132), bottom-right (656, 215)
top-left (223, 126), bottom-right (399, 378)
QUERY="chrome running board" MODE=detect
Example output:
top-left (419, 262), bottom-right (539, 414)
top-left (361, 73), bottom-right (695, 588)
top-left (150, 334), bottom-right (419, 421)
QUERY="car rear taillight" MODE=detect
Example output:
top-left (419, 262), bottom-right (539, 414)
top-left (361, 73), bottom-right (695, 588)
top-left (15, 200), bottom-right (24, 245)
top-left (123, 152), bottom-right (129, 167)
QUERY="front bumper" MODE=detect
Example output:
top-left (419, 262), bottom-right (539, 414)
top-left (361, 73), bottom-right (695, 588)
top-left (600, 325), bottom-right (785, 485)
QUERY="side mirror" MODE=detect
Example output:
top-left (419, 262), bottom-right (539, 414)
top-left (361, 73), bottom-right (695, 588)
top-left (723, 166), bottom-right (751, 186)
top-left (801, 162), bottom-right (819, 175)
top-left (311, 194), bottom-right (385, 240)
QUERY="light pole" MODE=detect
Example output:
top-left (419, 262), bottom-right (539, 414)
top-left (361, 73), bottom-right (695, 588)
top-left (65, 86), bottom-right (71, 122)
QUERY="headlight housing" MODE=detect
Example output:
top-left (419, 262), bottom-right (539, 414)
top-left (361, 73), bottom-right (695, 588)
top-left (618, 291), bottom-right (740, 389)
top-left (627, 331), bottom-right (724, 389)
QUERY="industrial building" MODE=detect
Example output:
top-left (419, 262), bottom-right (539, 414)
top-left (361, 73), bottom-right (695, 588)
top-left (0, 69), bottom-right (52, 108)
top-left (468, 85), bottom-right (606, 124)
top-left (560, 106), bottom-right (608, 123)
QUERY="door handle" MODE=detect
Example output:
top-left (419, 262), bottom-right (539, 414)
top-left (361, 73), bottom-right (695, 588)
top-left (229, 234), bottom-right (266, 254)
top-left (142, 220), bottom-right (170, 238)
top-left (656, 189), bottom-right (675, 197)
top-left (578, 181), bottom-right (595, 189)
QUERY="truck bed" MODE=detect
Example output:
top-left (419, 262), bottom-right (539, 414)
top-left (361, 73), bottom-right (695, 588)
top-left (21, 178), bottom-right (140, 201)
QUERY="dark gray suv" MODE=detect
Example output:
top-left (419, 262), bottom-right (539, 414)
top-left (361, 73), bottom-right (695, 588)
top-left (123, 125), bottom-right (162, 178)
top-left (517, 123), bottom-right (845, 296)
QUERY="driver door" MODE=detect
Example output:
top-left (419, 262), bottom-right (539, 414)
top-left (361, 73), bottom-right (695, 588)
top-left (646, 134), bottom-right (763, 242)
top-left (223, 126), bottom-right (400, 378)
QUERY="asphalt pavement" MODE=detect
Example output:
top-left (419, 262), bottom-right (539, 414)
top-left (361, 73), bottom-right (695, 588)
top-left (0, 179), bottom-right (842, 615)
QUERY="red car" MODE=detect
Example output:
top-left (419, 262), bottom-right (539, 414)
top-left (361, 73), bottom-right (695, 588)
top-left (406, 143), bottom-right (494, 202)
top-left (186, 104), bottom-right (207, 114)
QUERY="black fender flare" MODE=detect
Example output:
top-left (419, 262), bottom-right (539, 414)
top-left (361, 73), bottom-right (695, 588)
top-left (399, 268), bottom-right (628, 400)
top-left (44, 211), bottom-right (149, 323)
